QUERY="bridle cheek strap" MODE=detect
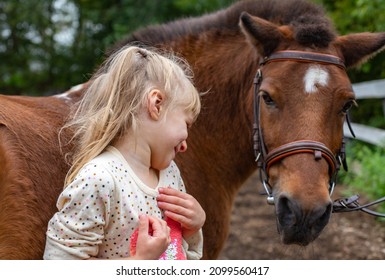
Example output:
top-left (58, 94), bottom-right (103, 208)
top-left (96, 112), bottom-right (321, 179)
top-left (265, 140), bottom-right (339, 177)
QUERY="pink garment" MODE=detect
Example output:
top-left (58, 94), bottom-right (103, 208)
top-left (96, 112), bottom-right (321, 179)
top-left (130, 217), bottom-right (187, 260)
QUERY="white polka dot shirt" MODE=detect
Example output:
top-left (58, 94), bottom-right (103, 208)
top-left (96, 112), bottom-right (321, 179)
top-left (43, 146), bottom-right (203, 259)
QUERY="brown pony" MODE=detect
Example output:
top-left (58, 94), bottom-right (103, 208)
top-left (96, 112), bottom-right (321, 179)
top-left (1, 0), bottom-right (385, 259)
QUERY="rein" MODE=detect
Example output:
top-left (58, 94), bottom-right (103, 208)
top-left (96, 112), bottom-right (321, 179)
top-left (253, 50), bottom-right (385, 218)
top-left (332, 195), bottom-right (385, 218)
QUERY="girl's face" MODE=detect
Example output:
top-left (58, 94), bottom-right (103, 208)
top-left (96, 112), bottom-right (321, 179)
top-left (150, 105), bottom-right (194, 170)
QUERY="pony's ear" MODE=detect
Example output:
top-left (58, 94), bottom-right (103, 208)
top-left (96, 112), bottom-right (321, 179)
top-left (335, 32), bottom-right (385, 68)
top-left (239, 12), bottom-right (283, 57)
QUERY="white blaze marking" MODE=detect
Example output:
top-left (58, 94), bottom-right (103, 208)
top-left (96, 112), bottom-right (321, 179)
top-left (304, 66), bottom-right (329, 94)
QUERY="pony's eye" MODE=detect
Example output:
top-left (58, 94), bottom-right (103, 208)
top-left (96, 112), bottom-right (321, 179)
top-left (261, 91), bottom-right (275, 107)
top-left (341, 100), bottom-right (356, 113)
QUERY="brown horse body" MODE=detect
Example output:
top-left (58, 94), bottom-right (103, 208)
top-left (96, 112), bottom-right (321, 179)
top-left (1, 0), bottom-right (385, 259)
top-left (0, 89), bottom-right (82, 259)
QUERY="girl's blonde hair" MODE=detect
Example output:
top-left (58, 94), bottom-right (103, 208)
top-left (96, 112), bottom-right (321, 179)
top-left (62, 45), bottom-right (201, 186)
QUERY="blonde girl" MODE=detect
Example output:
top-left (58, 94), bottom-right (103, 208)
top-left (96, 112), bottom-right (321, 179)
top-left (44, 45), bottom-right (205, 260)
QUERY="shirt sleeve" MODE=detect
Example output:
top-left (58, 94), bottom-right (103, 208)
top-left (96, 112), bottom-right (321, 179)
top-left (43, 163), bottom-right (114, 260)
top-left (183, 229), bottom-right (204, 260)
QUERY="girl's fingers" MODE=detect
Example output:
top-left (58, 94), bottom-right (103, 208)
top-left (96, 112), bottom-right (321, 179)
top-left (162, 210), bottom-right (189, 225)
top-left (135, 215), bottom-right (171, 259)
top-left (138, 214), bottom-right (149, 235)
top-left (158, 187), bottom-right (189, 199)
top-left (157, 187), bottom-right (194, 209)
top-left (157, 187), bottom-right (206, 236)
top-left (157, 200), bottom-right (190, 214)
top-left (148, 216), bottom-right (168, 236)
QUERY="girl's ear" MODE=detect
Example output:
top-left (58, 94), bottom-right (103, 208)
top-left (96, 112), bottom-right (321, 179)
top-left (147, 90), bottom-right (165, 120)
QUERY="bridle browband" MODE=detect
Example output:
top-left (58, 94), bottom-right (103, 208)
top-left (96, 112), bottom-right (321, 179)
top-left (264, 50), bottom-right (346, 69)
top-left (253, 50), bottom-right (352, 205)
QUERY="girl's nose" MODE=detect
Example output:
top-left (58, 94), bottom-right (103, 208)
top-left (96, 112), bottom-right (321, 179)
top-left (179, 141), bottom-right (188, 153)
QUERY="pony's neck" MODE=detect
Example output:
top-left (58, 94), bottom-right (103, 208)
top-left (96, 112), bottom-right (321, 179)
top-left (172, 33), bottom-right (259, 190)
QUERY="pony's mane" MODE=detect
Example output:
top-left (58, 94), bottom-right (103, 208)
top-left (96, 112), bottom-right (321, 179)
top-left (111, 0), bottom-right (336, 53)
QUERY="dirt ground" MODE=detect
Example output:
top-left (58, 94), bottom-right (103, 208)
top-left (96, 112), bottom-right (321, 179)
top-left (219, 171), bottom-right (385, 260)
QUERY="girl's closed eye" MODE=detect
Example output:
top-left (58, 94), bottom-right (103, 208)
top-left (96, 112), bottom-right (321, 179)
top-left (186, 116), bottom-right (195, 129)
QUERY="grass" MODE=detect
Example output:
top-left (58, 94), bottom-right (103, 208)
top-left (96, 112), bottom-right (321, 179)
top-left (339, 141), bottom-right (385, 219)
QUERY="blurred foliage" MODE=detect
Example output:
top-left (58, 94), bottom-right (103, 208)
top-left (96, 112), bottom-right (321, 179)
top-left (0, 0), bottom-right (233, 95)
top-left (340, 141), bottom-right (385, 216)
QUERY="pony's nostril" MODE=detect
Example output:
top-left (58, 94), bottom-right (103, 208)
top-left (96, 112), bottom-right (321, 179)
top-left (277, 195), bottom-right (332, 245)
top-left (311, 202), bottom-right (332, 230)
top-left (277, 195), bottom-right (298, 228)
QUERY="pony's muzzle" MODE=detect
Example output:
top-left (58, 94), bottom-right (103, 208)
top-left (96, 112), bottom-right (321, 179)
top-left (276, 194), bottom-right (332, 245)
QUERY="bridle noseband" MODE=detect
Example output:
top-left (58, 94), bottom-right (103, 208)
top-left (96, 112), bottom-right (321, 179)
top-left (253, 50), bottom-right (354, 205)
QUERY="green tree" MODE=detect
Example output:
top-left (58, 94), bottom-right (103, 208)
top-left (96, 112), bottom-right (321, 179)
top-left (1, 0), bottom-right (59, 95)
top-left (0, 0), bottom-right (233, 96)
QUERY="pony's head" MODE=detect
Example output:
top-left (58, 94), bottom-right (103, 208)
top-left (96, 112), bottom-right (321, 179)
top-left (240, 10), bottom-right (385, 245)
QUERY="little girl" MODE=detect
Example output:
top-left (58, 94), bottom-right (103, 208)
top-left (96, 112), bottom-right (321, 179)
top-left (43, 45), bottom-right (205, 260)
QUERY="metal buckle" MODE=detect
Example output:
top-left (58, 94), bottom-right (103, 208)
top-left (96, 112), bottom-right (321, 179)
top-left (262, 180), bottom-right (275, 205)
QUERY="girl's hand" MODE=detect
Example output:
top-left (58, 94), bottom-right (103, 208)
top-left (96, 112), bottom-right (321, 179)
top-left (133, 215), bottom-right (170, 260)
top-left (157, 187), bottom-right (206, 238)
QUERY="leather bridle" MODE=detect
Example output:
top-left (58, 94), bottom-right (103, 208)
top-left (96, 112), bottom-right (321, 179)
top-left (252, 50), bottom-right (354, 205)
